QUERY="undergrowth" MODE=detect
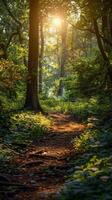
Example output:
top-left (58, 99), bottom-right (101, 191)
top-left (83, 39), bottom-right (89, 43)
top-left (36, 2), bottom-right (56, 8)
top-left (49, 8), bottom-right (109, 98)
top-left (57, 106), bottom-right (112, 200)
top-left (41, 96), bottom-right (111, 122)
top-left (0, 111), bottom-right (51, 173)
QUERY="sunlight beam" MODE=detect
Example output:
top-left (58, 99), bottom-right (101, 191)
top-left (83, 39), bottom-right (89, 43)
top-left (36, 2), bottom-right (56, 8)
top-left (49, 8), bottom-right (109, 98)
top-left (52, 17), bottom-right (62, 27)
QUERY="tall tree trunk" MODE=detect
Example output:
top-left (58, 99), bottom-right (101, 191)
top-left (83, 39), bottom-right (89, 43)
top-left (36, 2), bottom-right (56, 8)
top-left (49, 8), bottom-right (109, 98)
top-left (56, 29), bottom-right (61, 71)
top-left (108, 8), bottom-right (112, 40)
top-left (57, 19), bottom-right (67, 96)
top-left (102, 5), bottom-right (111, 53)
top-left (71, 27), bottom-right (75, 60)
top-left (39, 17), bottom-right (44, 94)
top-left (25, 0), bottom-right (42, 111)
top-left (93, 19), bottom-right (112, 84)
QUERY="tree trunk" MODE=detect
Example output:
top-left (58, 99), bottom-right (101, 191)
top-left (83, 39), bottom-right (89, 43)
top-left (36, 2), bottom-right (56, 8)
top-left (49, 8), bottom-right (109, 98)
top-left (39, 17), bottom-right (44, 94)
top-left (102, 7), bottom-right (111, 53)
top-left (25, 0), bottom-right (42, 111)
top-left (71, 27), bottom-right (76, 60)
top-left (57, 19), bottom-right (67, 96)
top-left (93, 19), bottom-right (112, 84)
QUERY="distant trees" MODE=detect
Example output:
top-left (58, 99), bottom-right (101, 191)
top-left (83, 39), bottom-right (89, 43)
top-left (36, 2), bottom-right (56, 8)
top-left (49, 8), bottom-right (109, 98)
top-left (1, 0), bottom-right (112, 109)
top-left (73, 0), bottom-right (112, 86)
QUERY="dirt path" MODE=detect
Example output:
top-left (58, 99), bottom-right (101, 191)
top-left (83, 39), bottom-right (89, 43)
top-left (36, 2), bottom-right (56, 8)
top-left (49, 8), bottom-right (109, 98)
top-left (10, 114), bottom-right (85, 200)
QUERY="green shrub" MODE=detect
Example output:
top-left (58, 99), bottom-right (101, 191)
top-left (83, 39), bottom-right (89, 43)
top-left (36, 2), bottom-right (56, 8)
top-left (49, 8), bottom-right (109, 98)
top-left (4, 112), bottom-right (51, 145)
top-left (0, 111), bottom-right (51, 149)
top-left (42, 97), bottom-right (111, 122)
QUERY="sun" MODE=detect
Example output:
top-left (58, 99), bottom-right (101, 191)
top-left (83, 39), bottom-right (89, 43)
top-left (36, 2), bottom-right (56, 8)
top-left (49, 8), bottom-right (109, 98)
top-left (52, 17), bottom-right (62, 26)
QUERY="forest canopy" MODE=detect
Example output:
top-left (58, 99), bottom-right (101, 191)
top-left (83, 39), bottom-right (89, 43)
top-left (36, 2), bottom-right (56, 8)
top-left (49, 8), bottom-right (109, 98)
top-left (0, 0), bottom-right (112, 111)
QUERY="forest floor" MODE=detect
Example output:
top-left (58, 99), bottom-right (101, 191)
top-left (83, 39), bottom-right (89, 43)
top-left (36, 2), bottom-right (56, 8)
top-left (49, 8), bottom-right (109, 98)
top-left (4, 113), bottom-right (85, 200)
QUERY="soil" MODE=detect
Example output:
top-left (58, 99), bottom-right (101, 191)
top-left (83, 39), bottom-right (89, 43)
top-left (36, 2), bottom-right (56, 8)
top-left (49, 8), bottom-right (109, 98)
top-left (5, 113), bottom-right (85, 200)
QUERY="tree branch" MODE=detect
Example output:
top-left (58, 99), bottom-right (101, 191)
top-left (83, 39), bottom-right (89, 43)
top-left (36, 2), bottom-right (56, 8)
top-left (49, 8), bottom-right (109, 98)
top-left (5, 32), bottom-right (18, 50)
top-left (1, 0), bottom-right (22, 27)
top-left (69, 22), bottom-right (112, 47)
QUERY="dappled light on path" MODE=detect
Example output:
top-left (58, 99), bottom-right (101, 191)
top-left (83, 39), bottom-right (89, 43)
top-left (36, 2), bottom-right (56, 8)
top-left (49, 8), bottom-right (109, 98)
top-left (51, 113), bottom-right (85, 133)
top-left (11, 113), bottom-right (85, 200)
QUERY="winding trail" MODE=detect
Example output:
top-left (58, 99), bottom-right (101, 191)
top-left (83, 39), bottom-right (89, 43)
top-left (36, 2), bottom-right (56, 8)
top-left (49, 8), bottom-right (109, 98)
top-left (12, 113), bottom-right (85, 200)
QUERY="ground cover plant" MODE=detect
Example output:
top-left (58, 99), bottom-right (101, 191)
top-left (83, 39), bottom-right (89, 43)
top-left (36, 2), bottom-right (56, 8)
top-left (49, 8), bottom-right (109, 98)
top-left (56, 103), bottom-right (112, 200)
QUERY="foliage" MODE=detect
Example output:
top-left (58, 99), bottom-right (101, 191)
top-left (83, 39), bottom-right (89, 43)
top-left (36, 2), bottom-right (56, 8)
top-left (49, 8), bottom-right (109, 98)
top-left (1, 111), bottom-right (51, 146)
top-left (0, 110), bottom-right (51, 174)
top-left (0, 60), bottom-right (25, 108)
top-left (0, 143), bottom-right (18, 175)
top-left (57, 113), bottom-right (112, 200)
top-left (0, 143), bottom-right (17, 162)
top-left (65, 56), bottom-right (109, 99)
top-left (42, 96), bottom-right (111, 121)
top-left (0, 111), bottom-right (51, 155)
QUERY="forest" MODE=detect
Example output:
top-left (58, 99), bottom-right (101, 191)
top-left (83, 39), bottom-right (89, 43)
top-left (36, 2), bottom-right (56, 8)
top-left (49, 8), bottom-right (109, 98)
top-left (0, 0), bottom-right (112, 199)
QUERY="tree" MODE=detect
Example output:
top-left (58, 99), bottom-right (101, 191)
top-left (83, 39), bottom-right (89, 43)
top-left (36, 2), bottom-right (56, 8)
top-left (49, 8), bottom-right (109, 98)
top-left (73, 0), bottom-right (112, 87)
top-left (39, 16), bottom-right (44, 93)
top-left (1, 0), bottom-right (28, 64)
top-left (57, 17), bottom-right (67, 96)
top-left (25, 0), bottom-right (42, 111)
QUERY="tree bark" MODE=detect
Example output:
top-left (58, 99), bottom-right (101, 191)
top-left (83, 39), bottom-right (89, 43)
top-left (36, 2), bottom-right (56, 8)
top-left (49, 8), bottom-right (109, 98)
top-left (39, 17), bottom-right (44, 94)
top-left (57, 19), bottom-right (67, 96)
top-left (93, 19), bottom-right (112, 84)
top-left (102, 5), bottom-right (111, 53)
top-left (25, 0), bottom-right (42, 111)
top-left (108, 8), bottom-right (112, 40)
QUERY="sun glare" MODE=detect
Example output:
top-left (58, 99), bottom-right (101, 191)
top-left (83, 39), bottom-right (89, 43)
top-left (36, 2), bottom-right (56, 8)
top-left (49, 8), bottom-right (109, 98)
top-left (53, 17), bottom-right (62, 27)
